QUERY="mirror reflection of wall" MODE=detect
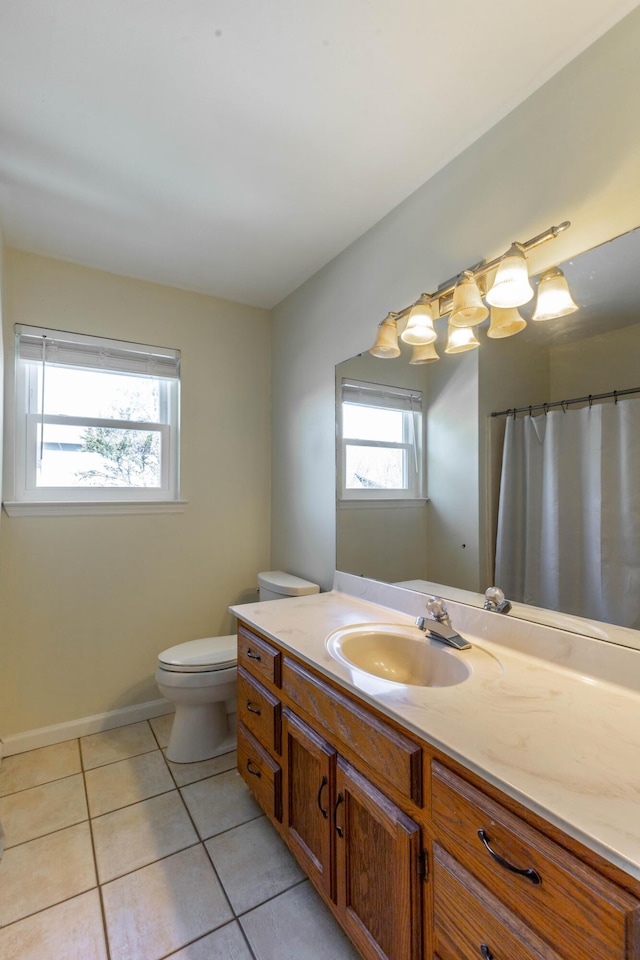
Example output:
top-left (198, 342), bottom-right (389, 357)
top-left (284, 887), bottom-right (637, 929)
top-left (336, 226), bottom-right (640, 632)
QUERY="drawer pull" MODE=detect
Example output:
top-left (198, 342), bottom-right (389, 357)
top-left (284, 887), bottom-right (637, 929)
top-left (480, 945), bottom-right (493, 960)
top-left (334, 792), bottom-right (344, 838)
top-left (317, 775), bottom-right (328, 819)
top-left (247, 649), bottom-right (262, 661)
top-left (246, 700), bottom-right (261, 715)
top-left (477, 829), bottom-right (541, 885)
top-left (246, 759), bottom-right (262, 778)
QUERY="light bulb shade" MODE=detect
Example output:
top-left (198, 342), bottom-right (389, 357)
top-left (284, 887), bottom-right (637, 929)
top-left (400, 302), bottom-right (437, 345)
top-left (532, 267), bottom-right (578, 321)
top-left (369, 316), bottom-right (400, 358)
top-left (486, 244), bottom-right (534, 308)
top-left (487, 306), bottom-right (527, 339)
top-left (409, 342), bottom-right (440, 364)
top-left (450, 272), bottom-right (489, 327)
top-left (445, 323), bottom-right (480, 354)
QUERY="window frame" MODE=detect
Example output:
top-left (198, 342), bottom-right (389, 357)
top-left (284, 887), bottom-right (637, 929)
top-left (337, 378), bottom-right (425, 503)
top-left (6, 325), bottom-right (182, 512)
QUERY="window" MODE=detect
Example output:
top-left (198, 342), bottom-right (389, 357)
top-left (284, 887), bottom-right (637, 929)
top-left (338, 379), bottom-right (424, 500)
top-left (10, 325), bottom-right (180, 508)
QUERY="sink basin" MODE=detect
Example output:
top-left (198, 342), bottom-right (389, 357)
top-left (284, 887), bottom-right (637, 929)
top-left (326, 623), bottom-right (471, 687)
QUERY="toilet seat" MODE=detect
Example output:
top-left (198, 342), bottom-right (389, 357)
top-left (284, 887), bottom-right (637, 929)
top-left (158, 635), bottom-right (237, 673)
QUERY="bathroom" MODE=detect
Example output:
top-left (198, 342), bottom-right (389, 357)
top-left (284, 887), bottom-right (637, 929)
top-left (1, 3), bottom-right (640, 959)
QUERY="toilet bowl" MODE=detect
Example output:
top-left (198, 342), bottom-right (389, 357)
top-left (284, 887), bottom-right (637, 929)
top-left (156, 635), bottom-right (237, 763)
top-left (156, 571), bottom-right (319, 763)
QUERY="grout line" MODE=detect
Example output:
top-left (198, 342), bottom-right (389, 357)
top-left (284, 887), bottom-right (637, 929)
top-left (0, 767), bottom-right (84, 801)
top-left (81, 744), bottom-right (159, 773)
top-left (235, 875), bottom-right (309, 919)
top-left (97, 838), bottom-right (202, 888)
top-left (80, 738), bottom-right (113, 960)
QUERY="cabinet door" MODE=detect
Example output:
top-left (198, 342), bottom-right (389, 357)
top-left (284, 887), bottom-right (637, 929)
top-left (282, 708), bottom-right (336, 901)
top-left (334, 757), bottom-right (422, 960)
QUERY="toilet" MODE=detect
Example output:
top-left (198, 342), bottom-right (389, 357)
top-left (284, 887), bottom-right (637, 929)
top-left (156, 570), bottom-right (319, 762)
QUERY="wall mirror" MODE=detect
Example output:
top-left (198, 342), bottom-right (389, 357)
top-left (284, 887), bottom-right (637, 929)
top-left (336, 225), bottom-right (640, 643)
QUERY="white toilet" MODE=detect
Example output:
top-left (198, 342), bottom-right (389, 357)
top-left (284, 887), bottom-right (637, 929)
top-left (156, 570), bottom-right (319, 763)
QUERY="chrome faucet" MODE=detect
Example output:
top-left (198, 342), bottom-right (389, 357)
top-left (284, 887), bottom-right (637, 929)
top-left (483, 586), bottom-right (512, 615)
top-left (415, 596), bottom-right (471, 650)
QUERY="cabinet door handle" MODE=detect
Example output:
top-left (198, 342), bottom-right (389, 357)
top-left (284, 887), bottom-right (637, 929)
top-left (477, 829), bottom-right (541, 885)
top-left (334, 792), bottom-right (344, 837)
top-left (480, 945), bottom-right (493, 960)
top-left (317, 775), bottom-right (328, 819)
top-left (246, 700), bottom-right (261, 715)
top-left (247, 648), bottom-right (261, 661)
top-left (246, 759), bottom-right (262, 778)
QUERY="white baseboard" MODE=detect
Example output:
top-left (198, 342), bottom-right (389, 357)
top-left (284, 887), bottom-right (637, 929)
top-left (0, 698), bottom-right (175, 757)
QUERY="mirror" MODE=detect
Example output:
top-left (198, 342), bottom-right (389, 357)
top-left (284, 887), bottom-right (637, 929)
top-left (336, 226), bottom-right (640, 639)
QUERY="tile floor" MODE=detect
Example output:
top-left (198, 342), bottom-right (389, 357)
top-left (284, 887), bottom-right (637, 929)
top-left (0, 716), bottom-right (360, 960)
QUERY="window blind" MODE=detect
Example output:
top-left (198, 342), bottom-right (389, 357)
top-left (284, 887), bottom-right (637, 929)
top-left (15, 325), bottom-right (180, 380)
top-left (341, 378), bottom-right (421, 412)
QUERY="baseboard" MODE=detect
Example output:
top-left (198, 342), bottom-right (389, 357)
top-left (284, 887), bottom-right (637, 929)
top-left (0, 698), bottom-right (175, 757)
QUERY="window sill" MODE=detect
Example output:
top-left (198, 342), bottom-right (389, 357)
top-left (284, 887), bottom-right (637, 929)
top-left (338, 498), bottom-right (428, 510)
top-left (2, 500), bottom-right (188, 518)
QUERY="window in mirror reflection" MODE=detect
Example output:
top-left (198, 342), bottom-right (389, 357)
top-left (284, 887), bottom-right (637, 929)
top-left (339, 379), bottom-right (423, 500)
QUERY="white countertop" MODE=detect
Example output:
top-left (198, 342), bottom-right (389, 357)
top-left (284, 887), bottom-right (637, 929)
top-left (231, 582), bottom-right (640, 882)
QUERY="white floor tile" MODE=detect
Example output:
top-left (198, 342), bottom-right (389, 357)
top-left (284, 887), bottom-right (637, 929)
top-left (0, 822), bottom-right (96, 926)
top-left (206, 815), bottom-right (305, 914)
top-left (81, 721), bottom-right (157, 770)
top-left (0, 741), bottom-right (81, 797)
top-left (92, 790), bottom-right (198, 882)
top-left (0, 890), bottom-right (107, 960)
top-left (166, 749), bottom-right (237, 787)
top-left (0, 773), bottom-right (87, 848)
top-left (102, 845), bottom-right (233, 960)
top-left (149, 713), bottom-right (174, 749)
top-left (241, 882), bottom-right (361, 960)
top-left (181, 769), bottom-right (261, 839)
top-left (85, 749), bottom-right (174, 817)
top-left (167, 921), bottom-right (253, 960)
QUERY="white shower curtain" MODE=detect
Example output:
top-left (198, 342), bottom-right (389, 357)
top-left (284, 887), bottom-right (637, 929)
top-left (495, 398), bottom-right (640, 629)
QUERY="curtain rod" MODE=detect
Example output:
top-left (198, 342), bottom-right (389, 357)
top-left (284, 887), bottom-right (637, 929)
top-left (491, 386), bottom-right (640, 419)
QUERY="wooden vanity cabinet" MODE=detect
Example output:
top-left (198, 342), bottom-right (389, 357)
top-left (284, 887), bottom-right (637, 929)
top-left (431, 761), bottom-right (640, 960)
top-left (281, 707), bottom-right (336, 900)
top-left (238, 623), bottom-right (423, 960)
top-left (236, 621), bottom-right (640, 960)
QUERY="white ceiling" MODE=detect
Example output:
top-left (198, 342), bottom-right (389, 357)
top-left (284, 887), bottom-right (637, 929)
top-left (0, 1), bottom-right (637, 308)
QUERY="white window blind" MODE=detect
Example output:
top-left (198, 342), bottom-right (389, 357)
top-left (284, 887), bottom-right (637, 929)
top-left (341, 379), bottom-right (421, 412)
top-left (16, 325), bottom-right (180, 380)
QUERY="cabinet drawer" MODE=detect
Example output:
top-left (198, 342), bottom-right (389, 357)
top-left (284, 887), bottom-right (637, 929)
top-left (283, 657), bottom-right (422, 805)
top-left (432, 761), bottom-right (639, 960)
top-left (238, 625), bottom-right (282, 687)
top-left (237, 666), bottom-right (281, 755)
top-left (237, 722), bottom-right (282, 822)
top-left (434, 843), bottom-right (562, 960)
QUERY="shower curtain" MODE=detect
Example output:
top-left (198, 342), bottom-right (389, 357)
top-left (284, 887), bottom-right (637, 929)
top-left (494, 397), bottom-right (640, 629)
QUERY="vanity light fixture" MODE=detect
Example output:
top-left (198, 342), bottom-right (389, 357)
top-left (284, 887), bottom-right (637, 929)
top-left (409, 341), bottom-right (440, 364)
top-left (370, 312), bottom-right (401, 358)
top-left (485, 243), bottom-right (534, 308)
top-left (445, 323), bottom-right (480, 354)
top-left (400, 301), bottom-right (437, 345)
top-left (487, 305), bottom-right (527, 339)
top-left (369, 220), bottom-right (574, 360)
top-left (531, 266), bottom-right (579, 321)
top-left (450, 272), bottom-right (489, 327)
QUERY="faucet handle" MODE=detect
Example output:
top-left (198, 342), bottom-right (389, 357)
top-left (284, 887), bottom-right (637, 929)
top-left (484, 586), bottom-right (512, 614)
top-left (425, 596), bottom-right (448, 622)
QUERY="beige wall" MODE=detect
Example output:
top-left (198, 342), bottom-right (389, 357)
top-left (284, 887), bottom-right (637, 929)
top-left (0, 251), bottom-right (271, 737)
top-left (271, 8), bottom-right (640, 592)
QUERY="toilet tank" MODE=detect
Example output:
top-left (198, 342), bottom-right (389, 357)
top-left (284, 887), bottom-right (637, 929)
top-left (258, 570), bottom-right (320, 602)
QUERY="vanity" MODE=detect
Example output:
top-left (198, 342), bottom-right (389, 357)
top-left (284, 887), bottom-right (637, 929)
top-left (230, 579), bottom-right (640, 960)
